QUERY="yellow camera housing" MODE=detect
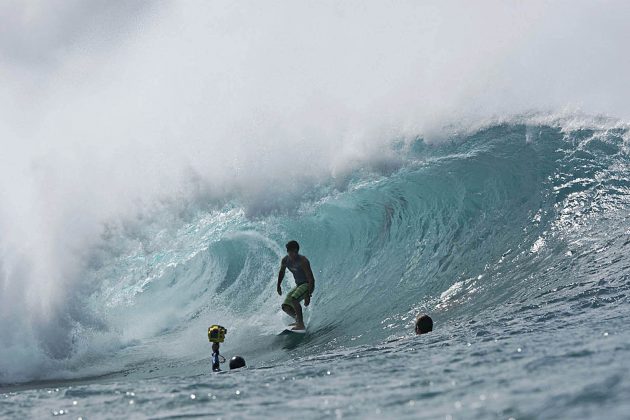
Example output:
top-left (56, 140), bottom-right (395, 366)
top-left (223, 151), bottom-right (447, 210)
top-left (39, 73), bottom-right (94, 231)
top-left (208, 325), bottom-right (227, 343)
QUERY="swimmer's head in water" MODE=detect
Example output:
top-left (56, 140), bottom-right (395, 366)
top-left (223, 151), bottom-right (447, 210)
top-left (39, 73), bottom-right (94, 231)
top-left (286, 240), bottom-right (300, 253)
top-left (229, 356), bottom-right (246, 370)
top-left (415, 314), bottom-right (433, 335)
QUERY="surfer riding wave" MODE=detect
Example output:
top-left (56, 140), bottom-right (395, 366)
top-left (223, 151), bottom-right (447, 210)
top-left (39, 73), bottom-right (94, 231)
top-left (277, 240), bottom-right (315, 331)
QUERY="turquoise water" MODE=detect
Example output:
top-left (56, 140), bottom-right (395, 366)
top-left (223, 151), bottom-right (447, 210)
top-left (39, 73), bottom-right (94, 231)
top-left (2, 121), bottom-right (630, 418)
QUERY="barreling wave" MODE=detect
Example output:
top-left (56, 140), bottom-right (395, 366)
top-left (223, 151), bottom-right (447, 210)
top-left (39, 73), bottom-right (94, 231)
top-left (2, 116), bottom-right (630, 385)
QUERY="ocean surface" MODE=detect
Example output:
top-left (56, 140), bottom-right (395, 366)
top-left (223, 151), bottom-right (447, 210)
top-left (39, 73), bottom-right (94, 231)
top-left (2, 119), bottom-right (629, 419)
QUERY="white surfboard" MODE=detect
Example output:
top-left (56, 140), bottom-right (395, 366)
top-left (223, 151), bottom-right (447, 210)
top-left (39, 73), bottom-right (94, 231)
top-left (278, 328), bottom-right (306, 335)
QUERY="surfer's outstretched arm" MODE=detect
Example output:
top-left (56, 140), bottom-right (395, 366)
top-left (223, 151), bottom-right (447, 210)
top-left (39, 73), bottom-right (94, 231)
top-left (277, 260), bottom-right (286, 295)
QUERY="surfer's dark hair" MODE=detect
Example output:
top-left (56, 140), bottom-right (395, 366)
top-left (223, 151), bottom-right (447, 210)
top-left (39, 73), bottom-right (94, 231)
top-left (286, 240), bottom-right (300, 252)
top-left (415, 314), bottom-right (433, 335)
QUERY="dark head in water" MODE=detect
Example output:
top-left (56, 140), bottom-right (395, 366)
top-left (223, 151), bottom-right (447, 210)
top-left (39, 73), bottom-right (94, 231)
top-left (229, 356), bottom-right (246, 370)
top-left (415, 314), bottom-right (433, 335)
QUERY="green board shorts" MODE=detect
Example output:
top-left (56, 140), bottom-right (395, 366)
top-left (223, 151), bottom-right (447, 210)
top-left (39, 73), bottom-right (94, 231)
top-left (283, 283), bottom-right (310, 306)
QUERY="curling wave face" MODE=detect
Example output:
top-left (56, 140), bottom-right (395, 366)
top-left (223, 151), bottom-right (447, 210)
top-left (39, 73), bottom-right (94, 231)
top-left (2, 119), bottom-right (630, 385)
